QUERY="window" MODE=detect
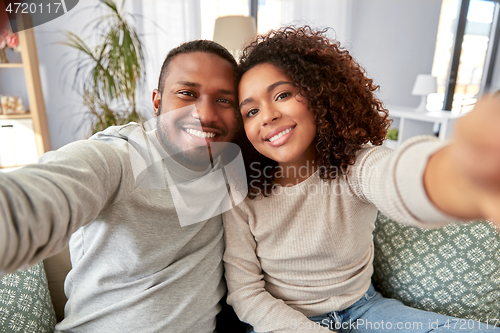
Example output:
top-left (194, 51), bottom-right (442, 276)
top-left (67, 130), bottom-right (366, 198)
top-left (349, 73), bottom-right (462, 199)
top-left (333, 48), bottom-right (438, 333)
top-left (431, 0), bottom-right (499, 113)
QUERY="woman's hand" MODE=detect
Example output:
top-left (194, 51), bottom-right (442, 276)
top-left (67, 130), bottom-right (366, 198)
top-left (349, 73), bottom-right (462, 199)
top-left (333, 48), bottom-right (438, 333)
top-left (451, 95), bottom-right (500, 222)
top-left (424, 95), bottom-right (500, 224)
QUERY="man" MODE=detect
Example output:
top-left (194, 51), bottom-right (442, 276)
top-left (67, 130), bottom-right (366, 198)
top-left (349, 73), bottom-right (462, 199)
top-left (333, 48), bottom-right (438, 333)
top-left (0, 40), bottom-right (244, 332)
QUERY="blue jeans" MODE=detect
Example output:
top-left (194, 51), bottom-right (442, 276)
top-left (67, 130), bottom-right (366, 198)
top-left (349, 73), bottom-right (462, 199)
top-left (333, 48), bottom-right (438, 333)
top-left (247, 285), bottom-right (500, 332)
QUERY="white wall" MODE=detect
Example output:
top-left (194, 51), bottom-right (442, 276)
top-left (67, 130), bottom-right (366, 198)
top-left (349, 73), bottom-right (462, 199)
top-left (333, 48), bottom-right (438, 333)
top-left (277, 0), bottom-right (442, 109)
top-left (348, 0), bottom-right (442, 109)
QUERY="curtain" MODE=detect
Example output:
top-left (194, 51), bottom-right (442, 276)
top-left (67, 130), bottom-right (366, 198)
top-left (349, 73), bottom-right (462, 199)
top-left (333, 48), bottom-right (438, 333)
top-left (131, 0), bottom-right (202, 120)
top-left (280, 0), bottom-right (353, 45)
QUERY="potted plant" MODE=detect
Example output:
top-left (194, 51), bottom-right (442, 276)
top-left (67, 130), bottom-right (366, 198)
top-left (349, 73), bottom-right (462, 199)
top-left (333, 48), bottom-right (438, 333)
top-left (385, 128), bottom-right (398, 149)
top-left (62, 0), bottom-right (145, 135)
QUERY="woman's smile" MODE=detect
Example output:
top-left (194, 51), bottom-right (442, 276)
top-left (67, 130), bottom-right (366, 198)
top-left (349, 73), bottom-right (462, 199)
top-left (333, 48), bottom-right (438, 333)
top-left (239, 63), bottom-right (317, 170)
top-left (265, 125), bottom-right (296, 146)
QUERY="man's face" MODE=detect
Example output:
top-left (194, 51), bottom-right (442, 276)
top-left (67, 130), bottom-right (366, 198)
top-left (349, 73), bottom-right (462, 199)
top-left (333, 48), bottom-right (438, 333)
top-left (152, 52), bottom-right (238, 169)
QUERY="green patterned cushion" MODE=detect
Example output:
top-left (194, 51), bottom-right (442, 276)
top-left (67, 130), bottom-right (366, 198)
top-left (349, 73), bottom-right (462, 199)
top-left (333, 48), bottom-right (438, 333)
top-left (373, 212), bottom-right (500, 326)
top-left (0, 262), bottom-right (57, 332)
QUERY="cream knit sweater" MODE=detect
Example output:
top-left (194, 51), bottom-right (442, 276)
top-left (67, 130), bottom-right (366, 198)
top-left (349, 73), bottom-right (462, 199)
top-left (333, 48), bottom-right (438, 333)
top-left (223, 137), bottom-right (459, 333)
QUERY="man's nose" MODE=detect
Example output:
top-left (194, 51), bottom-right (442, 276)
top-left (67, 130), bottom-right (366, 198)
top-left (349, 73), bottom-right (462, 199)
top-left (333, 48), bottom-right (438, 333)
top-left (193, 98), bottom-right (219, 124)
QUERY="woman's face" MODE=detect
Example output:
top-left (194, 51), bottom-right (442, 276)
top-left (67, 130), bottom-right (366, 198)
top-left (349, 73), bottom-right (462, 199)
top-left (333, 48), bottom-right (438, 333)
top-left (238, 63), bottom-right (317, 169)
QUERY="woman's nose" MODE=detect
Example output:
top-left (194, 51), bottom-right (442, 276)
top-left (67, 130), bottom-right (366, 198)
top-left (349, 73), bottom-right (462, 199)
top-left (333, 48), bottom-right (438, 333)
top-left (261, 106), bottom-right (281, 126)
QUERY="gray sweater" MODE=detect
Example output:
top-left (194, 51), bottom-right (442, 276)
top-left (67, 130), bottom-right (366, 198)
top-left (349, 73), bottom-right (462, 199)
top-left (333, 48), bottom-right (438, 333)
top-left (0, 123), bottom-right (225, 332)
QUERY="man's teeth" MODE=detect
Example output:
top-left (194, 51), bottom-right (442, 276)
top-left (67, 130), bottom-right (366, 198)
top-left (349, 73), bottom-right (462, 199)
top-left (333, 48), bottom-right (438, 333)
top-left (186, 128), bottom-right (216, 138)
top-left (268, 128), bottom-right (292, 142)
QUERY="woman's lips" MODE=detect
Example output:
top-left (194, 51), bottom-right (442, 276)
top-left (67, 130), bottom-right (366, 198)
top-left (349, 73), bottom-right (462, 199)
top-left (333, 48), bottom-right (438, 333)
top-left (265, 125), bottom-right (296, 147)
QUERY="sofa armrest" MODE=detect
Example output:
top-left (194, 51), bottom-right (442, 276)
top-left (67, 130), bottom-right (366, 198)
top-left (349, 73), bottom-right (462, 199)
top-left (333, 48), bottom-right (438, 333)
top-left (43, 246), bottom-right (71, 323)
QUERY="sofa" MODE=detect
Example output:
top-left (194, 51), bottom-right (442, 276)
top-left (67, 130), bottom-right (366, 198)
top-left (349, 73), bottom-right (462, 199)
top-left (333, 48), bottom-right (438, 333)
top-left (372, 213), bottom-right (500, 327)
top-left (2, 214), bottom-right (500, 331)
top-left (0, 247), bottom-right (70, 332)
top-left (0, 246), bottom-right (248, 332)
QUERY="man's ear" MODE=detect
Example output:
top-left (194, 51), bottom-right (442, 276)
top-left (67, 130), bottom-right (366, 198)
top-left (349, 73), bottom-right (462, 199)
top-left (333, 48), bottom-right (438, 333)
top-left (152, 89), bottom-right (161, 117)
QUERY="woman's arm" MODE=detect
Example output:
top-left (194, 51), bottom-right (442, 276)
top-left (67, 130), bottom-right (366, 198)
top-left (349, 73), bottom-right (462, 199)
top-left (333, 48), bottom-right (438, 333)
top-left (424, 95), bottom-right (500, 223)
top-left (223, 202), bottom-right (331, 333)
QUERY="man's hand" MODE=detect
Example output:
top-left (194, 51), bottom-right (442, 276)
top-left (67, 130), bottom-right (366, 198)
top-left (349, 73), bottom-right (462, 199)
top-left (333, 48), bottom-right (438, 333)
top-left (424, 95), bottom-right (500, 224)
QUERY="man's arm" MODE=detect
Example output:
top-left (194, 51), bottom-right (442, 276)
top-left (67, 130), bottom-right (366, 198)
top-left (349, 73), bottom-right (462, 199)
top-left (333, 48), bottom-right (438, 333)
top-left (0, 139), bottom-right (132, 275)
top-left (424, 95), bottom-right (500, 223)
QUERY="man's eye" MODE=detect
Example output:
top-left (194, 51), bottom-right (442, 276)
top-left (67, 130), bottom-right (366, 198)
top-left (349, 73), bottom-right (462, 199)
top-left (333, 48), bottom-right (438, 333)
top-left (246, 109), bottom-right (259, 118)
top-left (217, 98), bottom-right (235, 109)
top-left (217, 98), bottom-right (232, 104)
top-left (276, 92), bottom-right (291, 101)
top-left (179, 91), bottom-right (195, 97)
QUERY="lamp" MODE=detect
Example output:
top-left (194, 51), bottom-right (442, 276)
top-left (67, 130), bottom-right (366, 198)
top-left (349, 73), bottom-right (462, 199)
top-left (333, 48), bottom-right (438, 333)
top-left (213, 15), bottom-right (256, 59)
top-left (412, 74), bottom-right (437, 112)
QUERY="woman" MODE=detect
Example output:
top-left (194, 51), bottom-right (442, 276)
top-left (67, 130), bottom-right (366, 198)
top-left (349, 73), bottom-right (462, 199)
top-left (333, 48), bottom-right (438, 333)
top-left (223, 26), bottom-right (500, 332)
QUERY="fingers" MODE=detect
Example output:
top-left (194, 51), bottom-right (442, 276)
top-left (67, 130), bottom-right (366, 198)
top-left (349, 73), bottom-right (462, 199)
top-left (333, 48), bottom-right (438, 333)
top-left (452, 95), bottom-right (500, 192)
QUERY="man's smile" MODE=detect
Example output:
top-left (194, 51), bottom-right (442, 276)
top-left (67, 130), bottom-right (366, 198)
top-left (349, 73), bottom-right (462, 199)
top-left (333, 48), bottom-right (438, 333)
top-left (184, 128), bottom-right (217, 138)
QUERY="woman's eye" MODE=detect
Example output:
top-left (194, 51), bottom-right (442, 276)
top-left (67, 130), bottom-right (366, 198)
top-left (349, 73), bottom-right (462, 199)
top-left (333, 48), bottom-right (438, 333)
top-left (276, 92), bottom-right (291, 101)
top-left (246, 109), bottom-right (259, 118)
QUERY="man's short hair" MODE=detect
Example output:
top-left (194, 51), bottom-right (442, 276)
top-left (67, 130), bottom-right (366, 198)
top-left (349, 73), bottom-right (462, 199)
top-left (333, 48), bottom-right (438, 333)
top-left (157, 40), bottom-right (237, 94)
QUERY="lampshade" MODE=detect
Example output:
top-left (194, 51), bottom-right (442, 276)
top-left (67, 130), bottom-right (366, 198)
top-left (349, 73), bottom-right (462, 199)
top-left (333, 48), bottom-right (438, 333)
top-left (412, 74), bottom-right (437, 96)
top-left (213, 15), bottom-right (256, 59)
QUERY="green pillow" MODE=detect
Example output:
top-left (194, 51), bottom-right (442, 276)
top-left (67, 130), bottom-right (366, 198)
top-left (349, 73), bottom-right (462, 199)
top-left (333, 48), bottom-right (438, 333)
top-left (0, 261), bottom-right (57, 332)
top-left (373, 212), bottom-right (500, 326)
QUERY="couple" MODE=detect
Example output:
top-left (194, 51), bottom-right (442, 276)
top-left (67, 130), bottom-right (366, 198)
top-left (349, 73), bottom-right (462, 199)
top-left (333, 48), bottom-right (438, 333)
top-left (1, 26), bottom-right (500, 333)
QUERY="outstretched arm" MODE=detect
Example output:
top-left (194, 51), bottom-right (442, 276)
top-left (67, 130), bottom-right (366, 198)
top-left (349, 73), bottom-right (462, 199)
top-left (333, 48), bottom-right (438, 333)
top-left (424, 95), bottom-right (500, 223)
top-left (0, 139), bottom-right (132, 275)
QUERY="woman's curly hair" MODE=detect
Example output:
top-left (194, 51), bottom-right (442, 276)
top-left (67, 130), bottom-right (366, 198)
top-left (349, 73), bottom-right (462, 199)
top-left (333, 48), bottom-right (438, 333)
top-left (238, 26), bottom-right (391, 198)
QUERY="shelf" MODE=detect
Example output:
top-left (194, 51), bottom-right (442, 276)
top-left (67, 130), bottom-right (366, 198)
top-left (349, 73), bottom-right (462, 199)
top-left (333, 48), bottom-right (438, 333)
top-left (388, 106), bottom-right (467, 147)
top-left (389, 108), bottom-right (465, 122)
top-left (0, 13), bottom-right (50, 169)
top-left (0, 113), bottom-right (31, 119)
top-left (0, 63), bottom-right (24, 68)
